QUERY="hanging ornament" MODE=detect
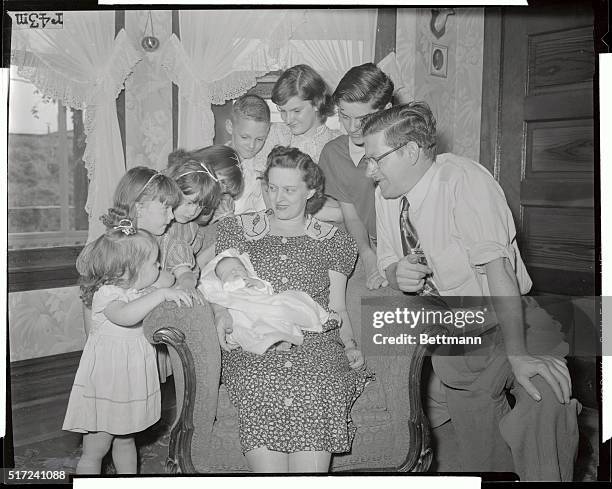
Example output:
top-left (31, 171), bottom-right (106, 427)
top-left (141, 11), bottom-right (159, 52)
top-left (141, 36), bottom-right (160, 52)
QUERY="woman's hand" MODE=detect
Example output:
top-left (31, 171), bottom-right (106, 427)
top-left (345, 347), bottom-right (365, 370)
top-left (214, 307), bottom-right (238, 351)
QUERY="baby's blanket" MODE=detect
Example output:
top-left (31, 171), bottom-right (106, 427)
top-left (199, 249), bottom-right (326, 354)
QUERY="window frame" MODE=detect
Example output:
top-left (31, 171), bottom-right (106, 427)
top-left (7, 92), bottom-right (90, 292)
top-left (7, 11), bottom-right (126, 293)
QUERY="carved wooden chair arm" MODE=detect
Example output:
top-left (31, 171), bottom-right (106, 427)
top-left (142, 300), bottom-right (220, 474)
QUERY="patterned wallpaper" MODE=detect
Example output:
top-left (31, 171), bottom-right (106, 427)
top-left (9, 287), bottom-right (86, 362)
top-left (396, 8), bottom-right (484, 161)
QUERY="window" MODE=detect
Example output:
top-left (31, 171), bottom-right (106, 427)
top-left (8, 69), bottom-right (88, 250)
top-left (8, 68), bottom-right (89, 291)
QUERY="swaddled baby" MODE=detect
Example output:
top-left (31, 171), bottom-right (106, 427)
top-left (199, 249), bottom-right (327, 354)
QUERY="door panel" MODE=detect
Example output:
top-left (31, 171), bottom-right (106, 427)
top-left (498, 2), bottom-right (595, 295)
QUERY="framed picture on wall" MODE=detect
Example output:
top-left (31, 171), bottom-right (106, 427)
top-left (430, 43), bottom-right (448, 78)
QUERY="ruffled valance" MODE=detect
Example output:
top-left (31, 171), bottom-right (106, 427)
top-left (9, 11), bottom-right (143, 241)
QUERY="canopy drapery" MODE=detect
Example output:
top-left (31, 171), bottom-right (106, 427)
top-left (9, 9), bottom-right (381, 242)
top-left (9, 11), bottom-right (142, 241)
top-left (160, 9), bottom-right (378, 150)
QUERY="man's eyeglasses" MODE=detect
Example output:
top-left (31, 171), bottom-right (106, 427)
top-left (363, 141), bottom-right (410, 169)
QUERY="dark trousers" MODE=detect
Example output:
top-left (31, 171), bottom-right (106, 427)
top-left (431, 298), bottom-right (580, 481)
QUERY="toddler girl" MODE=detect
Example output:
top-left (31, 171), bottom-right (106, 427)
top-left (63, 222), bottom-right (192, 474)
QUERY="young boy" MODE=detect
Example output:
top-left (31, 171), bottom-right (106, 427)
top-left (225, 94), bottom-right (290, 214)
top-left (318, 63), bottom-right (394, 289)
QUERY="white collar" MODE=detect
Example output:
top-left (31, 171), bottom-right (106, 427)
top-left (348, 139), bottom-right (365, 167)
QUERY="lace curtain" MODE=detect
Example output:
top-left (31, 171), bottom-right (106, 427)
top-left (284, 9), bottom-right (378, 89)
top-left (161, 9), bottom-right (378, 149)
top-left (9, 11), bottom-right (142, 241)
top-left (158, 10), bottom-right (298, 150)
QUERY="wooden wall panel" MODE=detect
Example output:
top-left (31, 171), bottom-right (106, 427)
top-left (527, 26), bottom-right (594, 95)
top-left (526, 119), bottom-right (594, 175)
top-left (522, 206), bottom-right (595, 272)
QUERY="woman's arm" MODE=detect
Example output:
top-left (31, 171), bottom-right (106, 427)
top-left (211, 302), bottom-right (237, 351)
top-left (104, 288), bottom-right (192, 327)
top-left (328, 269), bottom-right (364, 369)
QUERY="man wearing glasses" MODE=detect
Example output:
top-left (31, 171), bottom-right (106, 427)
top-left (362, 102), bottom-right (579, 481)
top-left (318, 63), bottom-right (394, 290)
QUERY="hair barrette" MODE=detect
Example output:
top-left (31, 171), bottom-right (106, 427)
top-left (177, 161), bottom-right (219, 182)
top-left (135, 171), bottom-right (161, 200)
top-left (114, 219), bottom-right (136, 236)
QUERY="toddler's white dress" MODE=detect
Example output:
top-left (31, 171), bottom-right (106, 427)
top-left (62, 285), bottom-right (161, 435)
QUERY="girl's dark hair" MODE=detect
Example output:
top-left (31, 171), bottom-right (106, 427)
top-left (165, 159), bottom-right (222, 216)
top-left (263, 145), bottom-right (326, 215)
top-left (168, 145), bottom-right (244, 199)
top-left (78, 228), bottom-right (158, 308)
top-left (100, 166), bottom-right (182, 229)
top-left (271, 65), bottom-right (335, 123)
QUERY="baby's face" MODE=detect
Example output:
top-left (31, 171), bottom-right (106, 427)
top-left (216, 258), bottom-right (249, 284)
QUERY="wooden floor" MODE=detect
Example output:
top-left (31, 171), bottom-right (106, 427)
top-left (6, 351), bottom-right (601, 479)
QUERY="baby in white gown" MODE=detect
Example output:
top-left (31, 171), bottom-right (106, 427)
top-left (199, 249), bottom-right (327, 354)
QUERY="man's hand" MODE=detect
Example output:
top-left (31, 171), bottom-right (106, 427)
top-left (395, 254), bottom-right (431, 293)
top-left (362, 249), bottom-right (388, 290)
top-left (508, 354), bottom-right (572, 404)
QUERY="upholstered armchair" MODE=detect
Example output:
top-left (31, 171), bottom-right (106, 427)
top-left (142, 260), bottom-right (448, 473)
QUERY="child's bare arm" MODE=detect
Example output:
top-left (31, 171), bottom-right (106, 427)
top-left (174, 266), bottom-right (198, 289)
top-left (82, 304), bottom-right (93, 336)
top-left (196, 245), bottom-right (216, 269)
top-left (153, 270), bottom-right (175, 288)
top-left (104, 288), bottom-right (193, 327)
top-left (174, 266), bottom-right (205, 305)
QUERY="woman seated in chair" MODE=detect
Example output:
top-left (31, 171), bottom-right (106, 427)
top-left (213, 146), bottom-right (372, 473)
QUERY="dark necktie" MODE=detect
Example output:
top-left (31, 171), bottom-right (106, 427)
top-left (399, 196), bottom-right (439, 296)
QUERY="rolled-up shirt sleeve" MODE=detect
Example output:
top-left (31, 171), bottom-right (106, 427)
top-left (375, 190), bottom-right (402, 276)
top-left (453, 167), bottom-right (519, 270)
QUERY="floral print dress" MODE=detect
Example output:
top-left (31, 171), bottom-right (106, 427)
top-left (216, 211), bottom-right (373, 454)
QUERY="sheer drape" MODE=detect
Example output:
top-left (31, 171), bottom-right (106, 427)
top-left (158, 10), bottom-right (296, 149)
top-left (160, 9), bottom-right (377, 149)
top-left (285, 9), bottom-right (378, 88)
top-left (9, 11), bottom-right (142, 241)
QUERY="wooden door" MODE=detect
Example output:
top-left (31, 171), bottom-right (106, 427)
top-left (495, 2), bottom-right (596, 295)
